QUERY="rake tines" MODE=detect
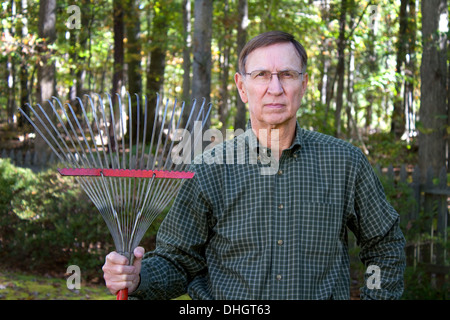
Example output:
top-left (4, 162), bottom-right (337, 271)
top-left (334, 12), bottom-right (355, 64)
top-left (19, 92), bottom-right (212, 299)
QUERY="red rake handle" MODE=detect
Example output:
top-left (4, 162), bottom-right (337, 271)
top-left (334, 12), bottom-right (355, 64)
top-left (117, 288), bottom-right (128, 300)
top-left (58, 168), bottom-right (195, 179)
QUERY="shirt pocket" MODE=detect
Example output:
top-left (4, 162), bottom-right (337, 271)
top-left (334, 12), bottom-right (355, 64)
top-left (293, 202), bottom-right (343, 258)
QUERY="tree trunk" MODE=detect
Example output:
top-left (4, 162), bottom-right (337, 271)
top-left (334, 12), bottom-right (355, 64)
top-left (403, 0), bottom-right (417, 142)
top-left (75, 0), bottom-right (91, 100)
top-left (234, 0), bottom-right (248, 131)
top-left (218, 0), bottom-right (231, 136)
top-left (36, 0), bottom-right (56, 151)
top-left (18, 0), bottom-right (29, 128)
top-left (334, 0), bottom-right (347, 138)
top-left (346, 41), bottom-right (355, 139)
top-left (364, 7), bottom-right (379, 136)
top-left (391, 0), bottom-right (408, 139)
top-left (110, 0), bottom-right (125, 151)
top-left (146, 1), bottom-right (169, 138)
top-left (182, 0), bottom-right (192, 106)
top-left (112, 0), bottom-right (124, 100)
top-left (125, 0), bottom-right (142, 143)
top-left (191, 0), bottom-right (213, 127)
top-left (419, 0), bottom-right (448, 181)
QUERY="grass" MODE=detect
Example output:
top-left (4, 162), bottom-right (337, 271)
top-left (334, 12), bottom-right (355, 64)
top-left (0, 270), bottom-right (193, 300)
top-left (0, 270), bottom-right (114, 300)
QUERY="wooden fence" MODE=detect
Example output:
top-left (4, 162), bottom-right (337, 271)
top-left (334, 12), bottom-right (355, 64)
top-left (374, 164), bottom-right (449, 289)
top-left (1, 148), bottom-right (57, 172)
top-left (1, 149), bottom-right (448, 288)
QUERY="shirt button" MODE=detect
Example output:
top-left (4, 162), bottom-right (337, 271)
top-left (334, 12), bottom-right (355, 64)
top-left (276, 274), bottom-right (282, 281)
top-left (293, 154), bottom-right (298, 158)
top-left (277, 239), bottom-right (284, 246)
top-left (277, 170), bottom-right (283, 175)
top-left (278, 204), bottom-right (284, 210)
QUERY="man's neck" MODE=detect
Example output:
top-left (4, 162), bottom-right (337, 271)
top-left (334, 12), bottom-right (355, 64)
top-left (251, 119), bottom-right (297, 160)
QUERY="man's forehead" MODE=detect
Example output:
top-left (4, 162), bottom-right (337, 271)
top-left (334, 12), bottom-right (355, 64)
top-left (245, 42), bottom-right (302, 69)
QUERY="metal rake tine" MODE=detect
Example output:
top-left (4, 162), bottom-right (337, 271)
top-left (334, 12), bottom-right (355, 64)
top-left (163, 100), bottom-right (186, 170)
top-left (100, 93), bottom-right (125, 250)
top-left (81, 95), bottom-right (121, 240)
top-left (18, 105), bottom-right (66, 164)
top-left (135, 93), bottom-right (164, 196)
top-left (53, 96), bottom-right (113, 226)
top-left (116, 93), bottom-right (127, 229)
top-left (190, 98), bottom-right (209, 165)
top-left (21, 93), bottom-right (213, 291)
top-left (151, 98), bottom-right (170, 169)
top-left (77, 96), bottom-right (105, 169)
top-left (182, 98), bottom-right (198, 135)
top-left (61, 99), bottom-right (114, 215)
top-left (118, 93), bottom-right (126, 169)
top-left (86, 94), bottom-right (110, 169)
top-left (22, 100), bottom-right (116, 233)
top-left (97, 93), bottom-right (116, 169)
top-left (139, 95), bottom-right (148, 170)
top-left (125, 92), bottom-right (133, 169)
top-left (64, 100), bottom-right (100, 168)
top-left (48, 98), bottom-right (91, 168)
top-left (123, 93), bottom-right (135, 240)
top-left (36, 101), bottom-right (82, 165)
top-left (145, 93), bottom-right (161, 170)
top-left (156, 97), bottom-right (178, 170)
top-left (140, 179), bottom-right (183, 233)
top-left (171, 98), bottom-right (204, 172)
top-left (104, 93), bottom-right (124, 227)
top-left (171, 98), bottom-right (199, 171)
top-left (37, 98), bottom-right (80, 167)
top-left (74, 95), bottom-right (119, 235)
top-left (130, 93), bottom-right (140, 170)
top-left (24, 102), bottom-right (80, 165)
top-left (106, 93), bottom-right (122, 169)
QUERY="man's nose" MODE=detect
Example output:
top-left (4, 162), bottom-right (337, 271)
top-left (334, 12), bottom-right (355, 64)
top-left (267, 74), bottom-right (284, 95)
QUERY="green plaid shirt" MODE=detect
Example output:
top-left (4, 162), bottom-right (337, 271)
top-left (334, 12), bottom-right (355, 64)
top-left (130, 122), bottom-right (405, 300)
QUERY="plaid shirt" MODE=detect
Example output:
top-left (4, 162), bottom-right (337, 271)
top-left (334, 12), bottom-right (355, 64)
top-left (130, 122), bottom-right (405, 300)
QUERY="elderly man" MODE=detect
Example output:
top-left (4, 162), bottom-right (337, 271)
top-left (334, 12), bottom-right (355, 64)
top-left (102, 31), bottom-right (405, 300)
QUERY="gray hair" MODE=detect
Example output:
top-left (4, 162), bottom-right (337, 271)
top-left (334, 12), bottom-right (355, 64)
top-left (238, 31), bottom-right (308, 74)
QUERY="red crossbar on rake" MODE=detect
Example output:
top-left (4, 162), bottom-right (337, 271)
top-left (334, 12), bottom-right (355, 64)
top-left (19, 93), bottom-right (211, 300)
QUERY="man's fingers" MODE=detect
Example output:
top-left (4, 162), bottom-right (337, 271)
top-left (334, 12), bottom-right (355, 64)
top-left (103, 248), bottom-right (145, 295)
top-left (105, 251), bottom-right (129, 265)
top-left (105, 278), bottom-right (135, 295)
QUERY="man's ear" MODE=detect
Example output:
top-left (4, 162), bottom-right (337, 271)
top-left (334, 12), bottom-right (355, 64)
top-left (234, 72), bottom-right (248, 103)
top-left (301, 73), bottom-right (309, 96)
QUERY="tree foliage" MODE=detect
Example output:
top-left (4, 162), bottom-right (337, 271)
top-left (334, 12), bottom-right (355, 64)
top-left (0, 0), bottom-right (433, 146)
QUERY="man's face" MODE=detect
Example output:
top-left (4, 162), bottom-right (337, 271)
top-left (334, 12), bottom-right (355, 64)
top-left (235, 42), bottom-right (308, 129)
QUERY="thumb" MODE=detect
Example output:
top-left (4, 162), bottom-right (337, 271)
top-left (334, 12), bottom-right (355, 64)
top-left (132, 246), bottom-right (145, 272)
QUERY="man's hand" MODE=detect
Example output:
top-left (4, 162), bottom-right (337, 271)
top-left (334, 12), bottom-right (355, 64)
top-left (102, 246), bottom-right (145, 295)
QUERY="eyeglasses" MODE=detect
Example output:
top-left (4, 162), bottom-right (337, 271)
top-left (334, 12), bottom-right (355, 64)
top-left (244, 70), bottom-right (303, 85)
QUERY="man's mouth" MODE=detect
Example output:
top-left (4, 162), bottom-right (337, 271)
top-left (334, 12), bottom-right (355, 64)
top-left (264, 103), bottom-right (285, 109)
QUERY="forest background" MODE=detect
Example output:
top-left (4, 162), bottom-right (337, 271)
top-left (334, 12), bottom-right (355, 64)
top-left (0, 0), bottom-right (448, 300)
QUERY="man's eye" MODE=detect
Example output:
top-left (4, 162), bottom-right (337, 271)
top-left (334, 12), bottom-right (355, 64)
top-left (280, 71), bottom-right (294, 78)
top-left (255, 71), bottom-right (268, 78)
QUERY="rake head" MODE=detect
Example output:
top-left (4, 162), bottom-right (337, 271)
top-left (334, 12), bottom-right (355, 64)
top-left (19, 93), bottom-right (212, 299)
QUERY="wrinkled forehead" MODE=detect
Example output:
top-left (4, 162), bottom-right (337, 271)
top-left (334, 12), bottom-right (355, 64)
top-left (244, 42), bottom-right (303, 71)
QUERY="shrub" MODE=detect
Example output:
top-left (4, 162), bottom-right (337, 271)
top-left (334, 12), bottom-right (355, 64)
top-left (0, 159), bottom-right (162, 279)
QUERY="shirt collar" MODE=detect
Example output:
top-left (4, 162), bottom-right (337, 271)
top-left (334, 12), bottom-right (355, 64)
top-left (244, 119), bottom-right (303, 154)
